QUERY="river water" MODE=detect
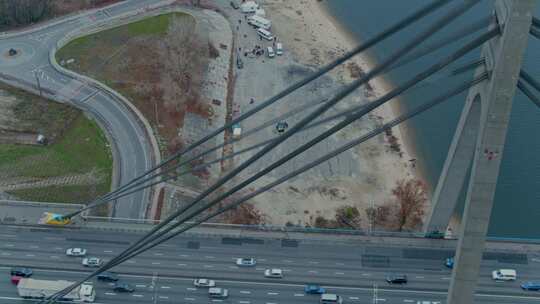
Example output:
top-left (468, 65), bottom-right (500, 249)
top-left (325, 0), bottom-right (540, 238)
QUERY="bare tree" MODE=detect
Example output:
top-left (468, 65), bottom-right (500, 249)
top-left (365, 205), bottom-right (391, 229)
top-left (391, 179), bottom-right (427, 231)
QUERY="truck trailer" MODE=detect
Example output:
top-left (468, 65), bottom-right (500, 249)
top-left (17, 278), bottom-right (95, 302)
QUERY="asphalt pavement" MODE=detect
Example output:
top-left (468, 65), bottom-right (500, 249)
top-left (0, 0), bottom-right (169, 218)
top-left (1, 226), bottom-right (540, 303)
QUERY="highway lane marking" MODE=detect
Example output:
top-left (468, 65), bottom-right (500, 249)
top-left (50, 256), bottom-right (60, 259)
top-left (205, 256), bottom-right (215, 259)
top-left (403, 300), bottom-right (414, 303)
top-left (309, 261), bottom-right (319, 264)
top-left (44, 237), bottom-right (64, 241)
top-left (178, 263), bottom-right (187, 266)
top-left (239, 301), bottom-right (250, 304)
top-left (349, 297), bottom-right (359, 300)
top-left (212, 300), bottom-right (223, 302)
top-left (0, 234), bottom-right (16, 237)
top-left (415, 276), bottom-right (425, 279)
top-left (362, 273), bottom-right (371, 276)
top-left (160, 296), bottom-right (169, 299)
top-left (294, 294), bottom-right (304, 297)
top-left (54, 247), bottom-right (62, 250)
top-left (185, 297), bottom-right (195, 301)
top-left (268, 292), bottom-right (279, 295)
top-left (132, 294), bottom-right (144, 297)
top-left (256, 267), bottom-right (264, 270)
top-left (204, 265), bottom-right (214, 268)
top-left (1, 253), bottom-right (11, 256)
top-left (308, 270), bottom-right (318, 274)
top-left (29, 245), bottom-right (39, 249)
top-left (104, 250), bottom-right (113, 253)
top-left (229, 266), bottom-right (239, 269)
top-left (180, 254), bottom-right (190, 257)
top-left (335, 272), bottom-right (345, 275)
top-left (283, 269), bottom-right (292, 272)
top-left (152, 262), bottom-right (160, 265)
top-left (135, 284), bottom-right (146, 288)
top-left (441, 277), bottom-right (451, 280)
top-left (5, 244), bottom-right (14, 247)
top-left (336, 262), bottom-right (345, 266)
top-left (266, 302), bottom-right (277, 304)
top-left (240, 291), bottom-right (251, 294)
top-left (105, 292), bottom-right (116, 295)
top-left (25, 254), bottom-right (35, 257)
top-left (187, 287), bottom-right (197, 291)
top-left (154, 253), bottom-right (163, 256)
top-left (5, 266), bottom-right (539, 301)
top-left (161, 286), bottom-right (171, 289)
top-left (127, 260), bottom-right (136, 263)
top-left (282, 260), bottom-right (292, 263)
top-left (259, 259), bottom-right (267, 261)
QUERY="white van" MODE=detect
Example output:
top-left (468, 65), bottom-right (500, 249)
top-left (208, 287), bottom-right (228, 299)
top-left (276, 42), bottom-right (283, 55)
top-left (248, 15), bottom-right (271, 30)
top-left (321, 294), bottom-right (343, 304)
top-left (492, 269), bottom-right (517, 281)
top-left (257, 28), bottom-right (274, 41)
top-left (267, 46), bottom-right (275, 58)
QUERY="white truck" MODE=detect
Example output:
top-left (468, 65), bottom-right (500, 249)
top-left (17, 278), bottom-right (96, 302)
top-left (248, 15), bottom-right (271, 30)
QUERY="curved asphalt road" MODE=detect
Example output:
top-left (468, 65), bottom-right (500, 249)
top-left (0, 1), bottom-right (174, 218)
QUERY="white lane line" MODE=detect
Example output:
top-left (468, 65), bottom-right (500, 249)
top-left (335, 272), bottom-right (345, 275)
top-left (161, 286), bottom-right (171, 289)
top-left (205, 256), bottom-right (215, 259)
top-left (336, 262), bottom-right (345, 266)
top-left (378, 299), bottom-right (386, 302)
top-left (239, 301), bottom-right (251, 304)
top-left (294, 293), bottom-right (304, 297)
top-left (187, 287), bottom-right (197, 291)
top-left (441, 277), bottom-right (451, 280)
top-left (349, 297), bottom-right (359, 300)
top-left (104, 250), bottom-right (113, 253)
top-left (178, 263), bottom-right (187, 266)
top-left (45, 237), bottom-right (64, 241)
top-left (266, 302), bottom-right (277, 304)
top-left (415, 276), bottom-right (425, 279)
top-left (132, 294), bottom-right (143, 297)
top-left (104, 292), bottom-right (116, 296)
top-left (308, 270), bottom-right (318, 274)
top-left (154, 253), bottom-right (163, 256)
top-left (29, 245), bottom-right (39, 249)
top-left (204, 265), bottom-right (214, 268)
top-left (151, 262), bottom-right (160, 265)
top-left (362, 273), bottom-right (371, 276)
top-left (309, 261), bottom-right (319, 264)
top-left (135, 285), bottom-right (146, 288)
top-left (283, 269), bottom-right (292, 272)
top-left (50, 256), bottom-right (59, 259)
top-left (54, 247), bottom-right (61, 250)
top-left (5, 244), bottom-right (14, 247)
top-left (180, 254), bottom-right (190, 257)
top-left (255, 267), bottom-right (264, 271)
top-left (0, 234), bottom-right (15, 237)
top-left (1, 253), bottom-right (11, 256)
top-left (229, 266), bottom-right (239, 269)
top-left (259, 258), bottom-right (267, 262)
top-left (240, 291), bottom-right (251, 294)
top-left (159, 296), bottom-right (169, 299)
top-left (25, 254), bottom-right (35, 257)
top-left (268, 292), bottom-right (279, 295)
top-left (212, 300), bottom-right (223, 302)
top-left (283, 260), bottom-right (292, 263)
top-left (127, 260), bottom-right (136, 264)
top-left (184, 297), bottom-right (195, 301)
top-left (403, 300), bottom-right (414, 303)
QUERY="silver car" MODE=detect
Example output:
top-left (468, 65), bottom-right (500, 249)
top-left (66, 248), bottom-right (87, 256)
top-left (82, 257), bottom-right (102, 267)
top-left (236, 258), bottom-right (256, 266)
top-left (194, 278), bottom-right (216, 288)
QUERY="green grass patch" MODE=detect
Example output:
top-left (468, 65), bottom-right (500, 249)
top-left (126, 13), bottom-right (172, 35)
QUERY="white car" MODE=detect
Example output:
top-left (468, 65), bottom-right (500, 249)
top-left (82, 257), bottom-right (102, 267)
top-left (264, 268), bottom-right (283, 278)
top-left (194, 278), bottom-right (216, 287)
top-left (66, 248), bottom-right (87, 256)
top-left (236, 258), bottom-right (256, 266)
top-left (492, 269), bottom-right (517, 281)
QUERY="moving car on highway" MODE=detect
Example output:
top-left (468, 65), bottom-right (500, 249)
top-left (82, 257), bottom-right (102, 267)
top-left (320, 293), bottom-right (343, 304)
top-left (209, 287), bottom-right (229, 299)
top-left (521, 282), bottom-right (540, 291)
top-left (264, 268), bottom-right (283, 278)
top-left (386, 274), bottom-right (408, 284)
top-left (97, 272), bottom-right (118, 282)
top-left (10, 267), bottom-right (33, 278)
top-left (113, 282), bottom-right (134, 292)
top-left (445, 257), bottom-right (454, 268)
top-left (194, 278), bottom-right (216, 287)
top-left (305, 284), bottom-right (325, 294)
top-left (66, 248), bottom-right (87, 256)
top-left (236, 258), bottom-right (256, 266)
top-left (492, 269), bottom-right (517, 281)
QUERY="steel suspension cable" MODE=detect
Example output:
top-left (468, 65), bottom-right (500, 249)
top-left (71, 0), bottom-right (453, 216)
top-left (44, 2), bottom-right (479, 301)
top-left (517, 80), bottom-right (540, 108)
top-left (97, 73), bottom-right (490, 270)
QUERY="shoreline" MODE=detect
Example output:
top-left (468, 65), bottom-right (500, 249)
top-left (316, 1), bottom-right (430, 192)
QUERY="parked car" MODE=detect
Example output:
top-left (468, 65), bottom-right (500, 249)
top-left (267, 46), bottom-right (275, 58)
top-left (194, 278), bottom-right (216, 287)
top-left (66, 248), bottom-right (87, 256)
top-left (10, 267), bottom-right (32, 278)
top-left (276, 42), bottom-right (283, 55)
top-left (264, 268), bottom-right (283, 278)
top-left (209, 287), bottom-right (229, 299)
top-left (445, 257), bottom-right (454, 268)
top-left (492, 269), bottom-right (517, 281)
top-left (276, 121), bottom-right (288, 133)
top-left (113, 282), bottom-right (134, 292)
top-left (97, 272), bottom-right (119, 282)
top-left (82, 257), bottom-right (102, 267)
top-left (304, 284), bottom-right (325, 294)
top-left (386, 274), bottom-right (408, 284)
top-left (236, 258), bottom-right (256, 266)
top-left (521, 282), bottom-right (540, 291)
top-left (236, 57), bottom-right (244, 69)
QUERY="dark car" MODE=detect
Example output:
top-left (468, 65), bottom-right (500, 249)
top-left (445, 257), bottom-right (454, 269)
top-left (521, 282), bottom-right (540, 291)
top-left (113, 283), bottom-right (134, 292)
top-left (276, 121), bottom-right (289, 133)
top-left (97, 272), bottom-right (119, 282)
top-left (425, 230), bottom-right (445, 239)
top-left (304, 284), bottom-right (326, 294)
top-left (386, 274), bottom-right (408, 284)
top-left (230, 1), bottom-right (239, 9)
top-left (236, 57), bottom-right (244, 69)
top-left (10, 267), bottom-right (32, 278)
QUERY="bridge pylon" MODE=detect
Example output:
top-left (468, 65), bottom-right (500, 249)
top-left (422, 1), bottom-right (536, 304)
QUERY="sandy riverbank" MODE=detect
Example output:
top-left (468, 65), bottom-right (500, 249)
top-left (229, 0), bottom-right (426, 228)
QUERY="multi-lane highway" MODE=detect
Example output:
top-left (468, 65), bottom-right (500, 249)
top-left (0, 1), bottom-right (178, 218)
top-left (1, 226), bottom-right (540, 303)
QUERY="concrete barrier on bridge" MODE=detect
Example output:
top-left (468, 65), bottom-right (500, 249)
top-left (0, 200), bottom-right (84, 225)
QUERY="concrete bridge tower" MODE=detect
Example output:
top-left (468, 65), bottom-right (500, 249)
top-left (423, 1), bottom-right (535, 303)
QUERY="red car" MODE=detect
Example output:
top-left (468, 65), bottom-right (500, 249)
top-left (11, 276), bottom-right (21, 285)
